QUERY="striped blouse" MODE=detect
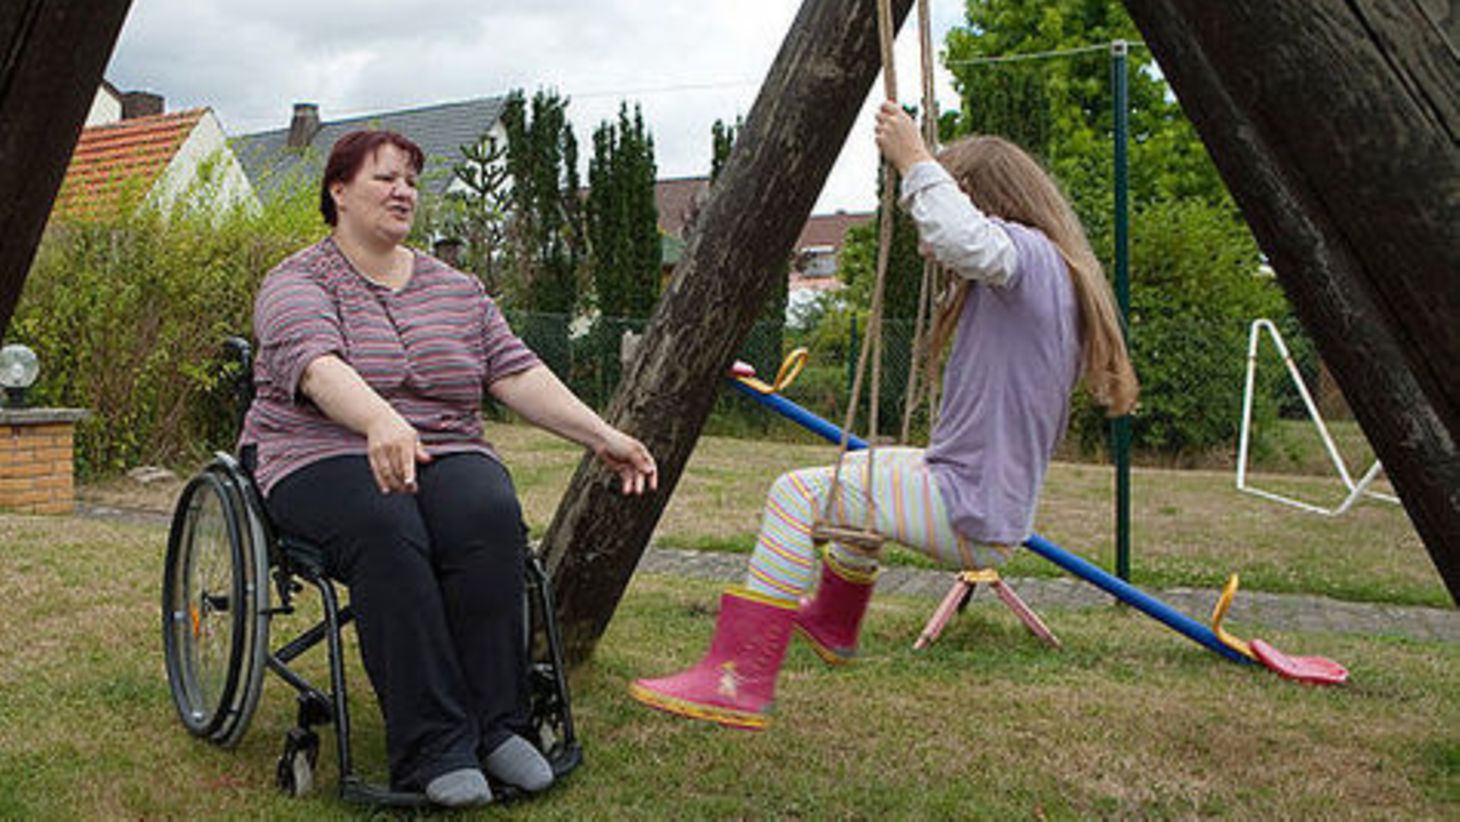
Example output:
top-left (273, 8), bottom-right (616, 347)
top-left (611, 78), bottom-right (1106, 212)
top-left (239, 237), bottom-right (541, 495)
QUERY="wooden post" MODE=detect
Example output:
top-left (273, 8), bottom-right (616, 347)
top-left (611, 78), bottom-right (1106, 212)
top-left (541, 0), bottom-right (914, 663)
top-left (1121, 1), bottom-right (1460, 601)
top-left (0, 1), bottom-right (135, 339)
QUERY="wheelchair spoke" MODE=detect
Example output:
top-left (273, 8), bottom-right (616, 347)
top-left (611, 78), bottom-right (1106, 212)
top-left (194, 493), bottom-right (233, 714)
top-left (165, 459), bottom-right (270, 747)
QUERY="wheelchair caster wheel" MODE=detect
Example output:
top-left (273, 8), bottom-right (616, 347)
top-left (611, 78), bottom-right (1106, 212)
top-left (277, 728), bottom-right (319, 797)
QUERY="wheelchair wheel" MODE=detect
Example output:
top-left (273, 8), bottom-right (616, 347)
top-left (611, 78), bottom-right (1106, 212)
top-left (162, 457), bottom-right (270, 747)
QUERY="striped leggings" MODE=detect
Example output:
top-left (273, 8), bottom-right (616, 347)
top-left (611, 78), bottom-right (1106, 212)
top-left (745, 447), bottom-right (1012, 602)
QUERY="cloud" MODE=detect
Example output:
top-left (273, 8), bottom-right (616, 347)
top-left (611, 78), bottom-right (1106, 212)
top-left (106, 0), bottom-right (958, 213)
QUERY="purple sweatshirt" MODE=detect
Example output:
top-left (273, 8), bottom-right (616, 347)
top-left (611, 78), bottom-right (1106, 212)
top-left (902, 162), bottom-right (1081, 545)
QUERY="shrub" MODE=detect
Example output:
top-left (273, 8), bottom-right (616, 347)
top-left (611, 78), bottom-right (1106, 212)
top-left (11, 174), bottom-right (321, 477)
top-left (1070, 197), bottom-right (1293, 459)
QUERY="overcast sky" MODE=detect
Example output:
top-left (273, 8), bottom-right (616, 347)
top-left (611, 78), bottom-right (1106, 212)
top-left (105, 0), bottom-right (962, 214)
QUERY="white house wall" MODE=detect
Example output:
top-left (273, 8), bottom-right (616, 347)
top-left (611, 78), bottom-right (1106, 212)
top-left (85, 86), bottom-right (122, 126)
top-left (152, 110), bottom-right (260, 217)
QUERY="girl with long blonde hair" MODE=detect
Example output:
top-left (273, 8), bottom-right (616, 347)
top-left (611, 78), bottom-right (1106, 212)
top-left (931, 132), bottom-right (1138, 414)
top-left (630, 102), bottom-right (1137, 731)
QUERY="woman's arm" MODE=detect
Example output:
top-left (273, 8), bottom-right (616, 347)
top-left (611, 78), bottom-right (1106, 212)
top-left (489, 365), bottom-right (657, 495)
top-left (299, 354), bottom-right (430, 494)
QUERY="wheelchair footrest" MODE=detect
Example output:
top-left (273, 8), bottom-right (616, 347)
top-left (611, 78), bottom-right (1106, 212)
top-left (547, 741), bottom-right (584, 780)
top-left (340, 776), bottom-right (431, 808)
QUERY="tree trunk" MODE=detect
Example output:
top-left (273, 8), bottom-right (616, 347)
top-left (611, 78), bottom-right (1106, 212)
top-left (541, 0), bottom-right (913, 663)
top-left (0, 1), bottom-right (134, 337)
top-left (1121, 1), bottom-right (1460, 601)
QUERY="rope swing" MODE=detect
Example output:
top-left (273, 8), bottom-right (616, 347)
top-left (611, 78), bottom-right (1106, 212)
top-left (810, 0), bottom-right (942, 555)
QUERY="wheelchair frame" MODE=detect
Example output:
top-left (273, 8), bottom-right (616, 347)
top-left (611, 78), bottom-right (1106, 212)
top-left (161, 338), bottom-right (581, 805)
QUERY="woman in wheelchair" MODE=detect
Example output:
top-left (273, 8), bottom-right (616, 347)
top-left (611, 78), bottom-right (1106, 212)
top-left (240, 129), bottom-right (657, 807)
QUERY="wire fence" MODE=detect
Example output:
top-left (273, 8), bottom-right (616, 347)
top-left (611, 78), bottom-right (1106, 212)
top-left (503, 309), bottom-right (1340, 468)
top-left (504, 310), bottom-right (945, 446)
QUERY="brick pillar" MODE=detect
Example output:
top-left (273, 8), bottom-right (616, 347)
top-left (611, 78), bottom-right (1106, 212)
top-left (0, 409), bottom-right (88, 514)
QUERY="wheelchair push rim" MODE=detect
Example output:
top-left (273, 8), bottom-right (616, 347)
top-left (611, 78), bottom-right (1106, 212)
top-left (162, 459), bottom-right (270, 747)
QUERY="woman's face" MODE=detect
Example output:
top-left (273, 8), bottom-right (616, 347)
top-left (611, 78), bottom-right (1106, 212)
top-left (331, 143), bottom-right (419, 245)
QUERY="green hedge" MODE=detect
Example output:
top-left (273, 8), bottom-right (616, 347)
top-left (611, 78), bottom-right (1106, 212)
top-left (12, 183), bottom-right (321, 476)
top-left (1059, 198), bottom-right (1298, 460)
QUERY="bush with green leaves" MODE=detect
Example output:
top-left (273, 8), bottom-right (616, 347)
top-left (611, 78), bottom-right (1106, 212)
top-left (1069, 197), bottom-right (1292, 459)
top-left (10, 171), bottom-right (322, 477)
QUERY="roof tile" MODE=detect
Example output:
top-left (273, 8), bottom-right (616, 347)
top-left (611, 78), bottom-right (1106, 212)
top-left (52, 108), bottom-right (207, 220)
top-left (233, 96), bottom-right (508, 198)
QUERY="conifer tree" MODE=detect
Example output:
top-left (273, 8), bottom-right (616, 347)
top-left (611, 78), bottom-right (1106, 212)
top-left (445, 133), bottom-right (510, 290)
top-left (500, 89), bottom-right (584, 315)
top-left (587, 103), bottom-right (660, 321)
top-left (712, 117), bottom-right (786, 377)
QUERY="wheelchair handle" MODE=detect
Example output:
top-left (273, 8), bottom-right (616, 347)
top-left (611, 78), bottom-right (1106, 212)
top-left (223, 336), bottom-right (255, 433)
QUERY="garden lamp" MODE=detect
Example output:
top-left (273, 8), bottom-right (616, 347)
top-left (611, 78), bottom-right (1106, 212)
top-left (0, 344), bottom-right (39, 407)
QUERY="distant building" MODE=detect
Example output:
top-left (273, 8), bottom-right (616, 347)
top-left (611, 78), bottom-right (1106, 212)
top-left (233, 97), bottom-right (508, 200)
top-left (654, 176), bottom-right (710, 239)
top-left (791, 210), bottom-right (872, 278)
top-left (653, 176), bottom-right (870, 321)
top-left (651, 176), bottom-right (708, 277)
top-left (784, 211), bottom-right (871, 323)
top-left (53, 85), bottom-right (257, 222)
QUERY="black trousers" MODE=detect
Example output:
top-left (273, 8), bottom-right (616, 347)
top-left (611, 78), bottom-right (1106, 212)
top-left (266, 452), bottom-right (530, 790)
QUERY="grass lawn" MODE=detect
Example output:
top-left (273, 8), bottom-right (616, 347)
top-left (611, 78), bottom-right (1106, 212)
top-left (45, 421), bottom-right (1452, 815)
top-left (0, 511), bottom-right (1455, 818)
top-left (492, 422), bottom-right (1441, 606)
top-left (79, 422), bottom-right (1446, 608)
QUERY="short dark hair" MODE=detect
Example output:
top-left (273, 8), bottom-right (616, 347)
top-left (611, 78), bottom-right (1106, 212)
top-left (318, 130), bottom-right (426, 226)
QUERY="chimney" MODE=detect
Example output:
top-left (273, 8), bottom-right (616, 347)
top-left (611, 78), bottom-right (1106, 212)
top-left (120, 91), bottom-right (164, 119)
top-left (287, 103), bottom-right (321, 148)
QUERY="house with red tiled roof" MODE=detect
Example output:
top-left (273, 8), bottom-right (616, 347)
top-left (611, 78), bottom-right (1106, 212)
top-left (785, 211), bottom-right (871, 324)
top-left (792, 211), bottom-right (873, 278)
top-left (52, 92), bottom-right (257, 222)
top-left (655, 176), bottom-right (709, 239)
top-left (654, 175), bottom-right (871, 278)
top-left (653, 175), bottom-right (869, 322)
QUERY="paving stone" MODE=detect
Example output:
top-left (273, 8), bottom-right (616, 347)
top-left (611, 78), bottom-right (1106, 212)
top-left (633, 545), bottom-right (1459, 645)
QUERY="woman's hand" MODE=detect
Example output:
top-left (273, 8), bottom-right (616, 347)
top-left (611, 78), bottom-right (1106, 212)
top-left (593, 429), bottom-right (658, 496)
top-left (874, 101), bottom-right (934, 174)
top-left (299, 354), bottom-right (432, 494)
top-left (364, 408), bottom-right (432, 494)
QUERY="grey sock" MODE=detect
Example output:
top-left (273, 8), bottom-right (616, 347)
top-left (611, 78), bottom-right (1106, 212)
top-left (425, 767), bottom-right (492, 807)
top-left (483, 734), bottom-right (554, 792)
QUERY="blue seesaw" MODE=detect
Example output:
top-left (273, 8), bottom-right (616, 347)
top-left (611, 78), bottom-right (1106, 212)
top-left (728, 353), bottom-right (1349, 683)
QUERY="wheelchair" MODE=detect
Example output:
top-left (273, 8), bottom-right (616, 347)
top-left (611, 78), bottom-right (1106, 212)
top-left (161, 338), bottom-right (581, 806)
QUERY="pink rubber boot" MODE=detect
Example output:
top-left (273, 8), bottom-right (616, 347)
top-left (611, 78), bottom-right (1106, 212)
top-left (794, 551), bottom-right (876, 665)
top-left (628, 588), bottom-right (797, 730)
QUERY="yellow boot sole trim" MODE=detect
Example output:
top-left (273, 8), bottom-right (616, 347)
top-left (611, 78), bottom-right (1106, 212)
top-left (628, 682), bottom-right (771, 730)
top-left (794, 623), bottom-right (855, 667)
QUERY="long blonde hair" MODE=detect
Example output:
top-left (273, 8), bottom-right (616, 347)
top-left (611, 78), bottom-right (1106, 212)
top-left (929, 135), bottom-right (1138, 416)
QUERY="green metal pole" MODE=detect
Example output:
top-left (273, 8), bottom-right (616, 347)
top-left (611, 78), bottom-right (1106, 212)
top-left (1111, 40), bottom-right (1132, 582)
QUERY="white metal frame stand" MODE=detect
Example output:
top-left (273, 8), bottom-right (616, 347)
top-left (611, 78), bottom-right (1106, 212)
top-left (1235, 318), bottom-right (1399, 516)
